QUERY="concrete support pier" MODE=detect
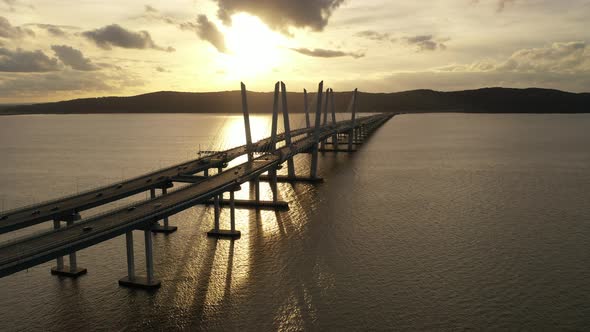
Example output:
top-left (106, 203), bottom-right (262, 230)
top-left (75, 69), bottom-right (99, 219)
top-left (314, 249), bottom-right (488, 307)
top-left (119, 229), bottom-right (161, 289)
top-left (201, 198), bottom-right (289, 210)
top-left (151, 187), bottom-right (177, 234)
top-left (207, 188), bottom-right (241, 239)
top-left (51, 213), bottom-right (87, 277)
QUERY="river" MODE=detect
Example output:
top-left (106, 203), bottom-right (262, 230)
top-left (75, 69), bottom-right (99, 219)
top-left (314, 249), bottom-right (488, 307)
top-left (0, 113), bottom-right (589, 330)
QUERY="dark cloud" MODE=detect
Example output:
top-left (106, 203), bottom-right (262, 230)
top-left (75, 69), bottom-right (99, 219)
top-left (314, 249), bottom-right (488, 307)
top-left (291, 47), bottom-right (364, 59)
top-left (213, 0), bottom-right (345, 33)
top-left (0, 47), bottom-right (60, 72)
top-left (144, 4), bottom-right (158, 13)
top-left (82, 24), bottom-right (175, 52)
top-left (51, 45), bottom-right (99, 71)
top-left (404, 35), bottom-right (447, 51)
top-left (44, 26), bottom-right (64, 36)
top-left (180, 15), bottom-right (227, 53)
top-left (0, 16), bottom-right (35, 39)
top-left (355, 30), bottom-right (394, 42)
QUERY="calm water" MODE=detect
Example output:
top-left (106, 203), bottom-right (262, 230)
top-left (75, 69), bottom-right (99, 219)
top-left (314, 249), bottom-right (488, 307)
top-left (0, 113), bottom-right (589, 331)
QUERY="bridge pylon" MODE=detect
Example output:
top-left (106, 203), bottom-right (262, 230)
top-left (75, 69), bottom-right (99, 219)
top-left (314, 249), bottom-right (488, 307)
top-left (151, 185), bottom-right (178, 234)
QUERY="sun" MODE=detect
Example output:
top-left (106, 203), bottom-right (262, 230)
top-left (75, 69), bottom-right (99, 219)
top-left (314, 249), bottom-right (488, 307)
top-left (218, 13), bottom-right (286, 80)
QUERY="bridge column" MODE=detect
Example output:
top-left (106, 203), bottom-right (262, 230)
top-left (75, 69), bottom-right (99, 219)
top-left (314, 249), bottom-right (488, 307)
top-left (144, 229), bottom-right (155, 285)
top-left (229, 190), bottom-right (237, 233)
top-left (204, 168), bottom-right (209, 177)
top-left (125, 231), bottom-right (135, 280)
top-left (241, 82), bottom-right (254, 162)
top-left (280, 81), bottom-right (295, 179)
top-left (151, 186), bottom-right (177, 234)
top-left (254, 176), bottom-right (260, 204)
top-left (320, 87), bottom-right (329, 150)
top-left (348, 89), bottom-right (358, 152)
top-left (330, 88), bottom-right (338, 151)
top-left (304, 88), bottom-right (310, 128)
top-left (207, 187), bottom-right (241, 239)
top-left (51, 213), bottom-right (87, 277)
top-left (119, 229), bottom-right (161, 289)
top-left (214, 194), bottom-right (220, 231)
top-left (255, 82), bottom-right (321, 184)
top-left (52, 220), bottom-right (64, 271)
top-left (269, 168), bottom-right (278, 204)
top-left (310, 81), bottom-right (324, 179)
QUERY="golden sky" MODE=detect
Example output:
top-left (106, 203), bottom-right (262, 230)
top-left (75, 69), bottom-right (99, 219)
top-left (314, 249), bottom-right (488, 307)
top-left (0, 0), bottom-right (589, 102)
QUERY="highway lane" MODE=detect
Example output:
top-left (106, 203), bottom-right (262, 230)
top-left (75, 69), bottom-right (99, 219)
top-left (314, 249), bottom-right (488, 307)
top-left (0, 156), bottom-right (278, 277)
top-left (0, 126), bottom-right (315, 234)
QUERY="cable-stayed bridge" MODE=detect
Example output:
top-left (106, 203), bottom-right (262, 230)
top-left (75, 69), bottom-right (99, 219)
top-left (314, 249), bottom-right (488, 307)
top-left (0, 81), bottom-right (394, 289)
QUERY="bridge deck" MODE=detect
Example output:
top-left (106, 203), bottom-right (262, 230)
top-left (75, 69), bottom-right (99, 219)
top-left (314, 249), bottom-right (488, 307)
top-left (0, 114), bottom-right (393, 277)
top-left (0, 127), bottom-right (315, 234)
top-left (0, 157), bottom-right (278, 277)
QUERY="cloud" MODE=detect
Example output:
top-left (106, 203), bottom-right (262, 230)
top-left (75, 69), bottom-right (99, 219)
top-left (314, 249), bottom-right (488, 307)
top-left (42, 25), bottom-right (64, 36)
top-left (213, 0), bottom-right (345, 33)
top-left (138, 7), bottom-right (227, 53)
top-left (0, 16), bottom-right (35, 39)
top-left (349, 70), bottom-right (590, 94)
top-left (144, 4), bottom-right (158, 13)
top-left (0, 47), bottom-right (60, 72)
top-left (291, 47), bottom-right (365, 59)
top-left (437, 41), bottom-right (590, 74)
top-left (25, 23), bottom-right (79, 36)
top-left (0, 69), bottom-right (145, 100)
top-left (180, 15), bottom-right (228, 53)
top-left (355, 30), bottom-right (395, 42)
top-left (51, 45), bottom-right (99, 71)
top-left (82, 24), bottom-right (175, 52)
top-left (404, 35), bottom-right (448, 51)
top-left (138, 5), bottom-right (176, 24)
top-left (326, 41), bottom-right (590, 93)
top-left (499, 41), bottom-right (589, 73)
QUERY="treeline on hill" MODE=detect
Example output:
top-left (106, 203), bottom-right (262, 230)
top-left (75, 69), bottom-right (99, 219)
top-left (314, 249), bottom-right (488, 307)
top-left (2, 88), bottom-right (589, 115)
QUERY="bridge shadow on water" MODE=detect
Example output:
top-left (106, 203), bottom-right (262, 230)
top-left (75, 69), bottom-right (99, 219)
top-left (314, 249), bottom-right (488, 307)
top-left (113, 151), bottom-right (367, 330)
top-left (178, 167), bottom-right (336, 330)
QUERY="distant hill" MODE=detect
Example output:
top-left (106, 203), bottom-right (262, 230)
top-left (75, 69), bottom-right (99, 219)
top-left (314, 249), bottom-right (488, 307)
top-left (2, 88), bottom-right (589, 115)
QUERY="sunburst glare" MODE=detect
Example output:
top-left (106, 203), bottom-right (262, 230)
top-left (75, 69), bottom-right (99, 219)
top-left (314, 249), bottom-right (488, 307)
top-left (218, 14), bottom-right (286, 80)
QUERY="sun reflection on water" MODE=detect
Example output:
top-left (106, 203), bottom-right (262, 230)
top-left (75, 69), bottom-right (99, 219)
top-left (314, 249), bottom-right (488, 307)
top-left (218, 115), bottom-right (272, 150)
